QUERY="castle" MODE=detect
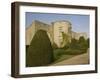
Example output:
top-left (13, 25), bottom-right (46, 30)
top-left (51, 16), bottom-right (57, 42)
top-left (26, 20), bottom-right (87, 48)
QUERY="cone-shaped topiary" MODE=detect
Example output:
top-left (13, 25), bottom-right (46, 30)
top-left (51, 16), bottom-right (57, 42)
top-left (26, 30), bottom-right (54, 67)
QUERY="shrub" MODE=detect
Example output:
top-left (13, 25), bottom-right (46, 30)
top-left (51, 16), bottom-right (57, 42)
top-left (52, 42), bottom-right (58, 49)
top-left (86, 38), bottom-right (89, 48)
top-left (61, 32), bottom-right (71, 47)
top-left (53, 49), bottom-right (66, 60)
top-left (69, 38), bottom-right (80, 49)
top-left (78, 36), bottom-right (88, 50)
top-left (65, 48), bottom-right (86, 55)
top-left (26, 30), bottom-right (54, 67)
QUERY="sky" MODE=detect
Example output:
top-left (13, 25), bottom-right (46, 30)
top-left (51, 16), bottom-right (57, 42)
top-left (25, 12), bottom-right (90, 36)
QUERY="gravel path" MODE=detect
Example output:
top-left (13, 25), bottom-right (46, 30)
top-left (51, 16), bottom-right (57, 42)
top-left (52, 51), bottom-right (89, 66)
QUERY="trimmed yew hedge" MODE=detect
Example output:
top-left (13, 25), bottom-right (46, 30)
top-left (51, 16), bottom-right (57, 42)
top-left (26, 30), bottom-right (54, 67)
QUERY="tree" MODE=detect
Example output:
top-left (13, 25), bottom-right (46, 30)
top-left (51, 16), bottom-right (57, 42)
top-left (70, 38), bottom-right (79, 49)
top-left (78, 36), bottom-right (88, 52)
top-left (78, 36), bottom-right (86, 44)
top-left (26, 30), bottom-right (54, 67)
top-left (61, 32), bottom-right (71, 48)
top-left (86, 38), bottom-right (89, 48)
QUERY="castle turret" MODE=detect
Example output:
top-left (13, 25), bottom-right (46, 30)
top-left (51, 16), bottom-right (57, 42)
top-left (53, 20), bottom-right (72, 47)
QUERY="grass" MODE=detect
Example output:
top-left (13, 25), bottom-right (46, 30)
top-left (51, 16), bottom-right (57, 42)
top-left (51, 54), bottom-right (76, 64)
top-left (52, 48), bottom-right (87, 64)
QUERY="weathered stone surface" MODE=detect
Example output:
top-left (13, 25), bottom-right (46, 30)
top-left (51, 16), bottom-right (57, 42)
top-left (26, 20), bottom-right (87, 47)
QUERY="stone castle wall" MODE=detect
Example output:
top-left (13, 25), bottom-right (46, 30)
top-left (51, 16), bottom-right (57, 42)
top-left (72, 31), bottom-right (87, 40)
top-left (26, 20), bottom-right (51, 45)
top-left (26, 20), bottom-right (87, 47)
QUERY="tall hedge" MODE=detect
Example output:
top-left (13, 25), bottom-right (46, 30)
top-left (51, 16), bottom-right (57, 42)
top-left (78, 36), bottom-right (88, 50)
top-left (26, 30), bottom-right (54, 67)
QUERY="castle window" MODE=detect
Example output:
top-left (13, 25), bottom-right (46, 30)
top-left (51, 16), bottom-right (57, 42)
top-left (59, 26), bottom-right (63, 32)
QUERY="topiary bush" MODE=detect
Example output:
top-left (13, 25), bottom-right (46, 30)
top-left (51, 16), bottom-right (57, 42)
top-left (26, 30), bottom-right (54, 67)
top-left (26, 45), bottom-right (29, 53)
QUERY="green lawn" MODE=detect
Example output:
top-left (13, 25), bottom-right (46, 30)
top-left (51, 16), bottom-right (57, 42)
top-left (51, 48), bottom-right (87, 65)
top-left (51, 54), bottom-right (76, 64)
